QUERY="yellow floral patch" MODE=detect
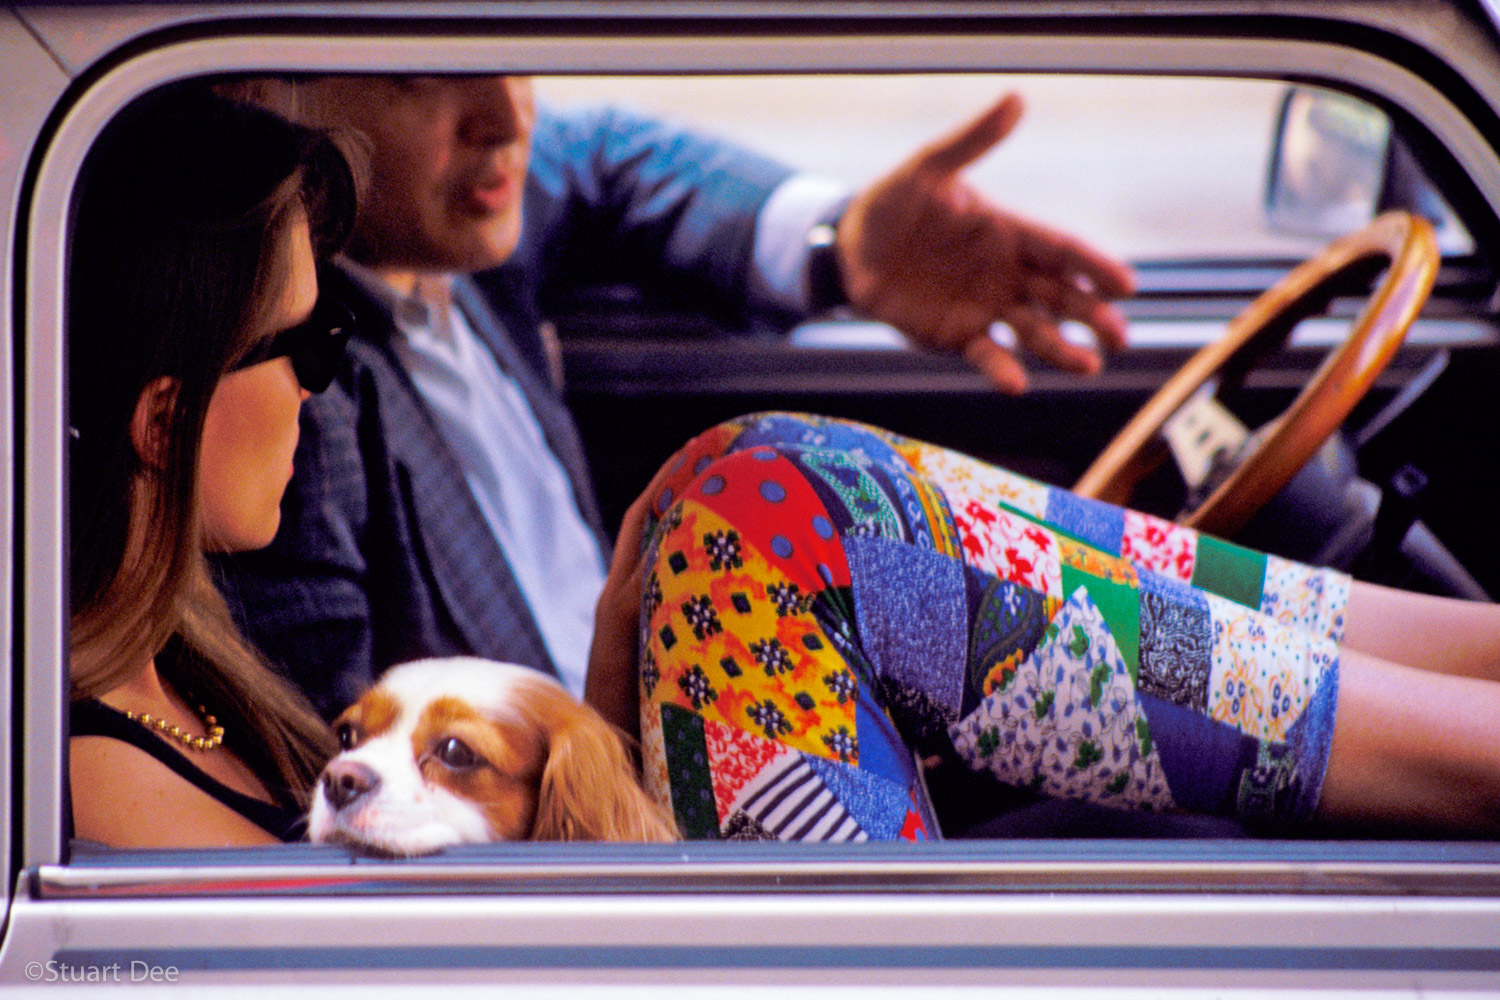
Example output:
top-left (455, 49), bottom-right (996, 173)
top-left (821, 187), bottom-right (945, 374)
top-left (642, 500), bottom-right (860, 763)
top-left (1059, 534), bottom-right (1139, 586)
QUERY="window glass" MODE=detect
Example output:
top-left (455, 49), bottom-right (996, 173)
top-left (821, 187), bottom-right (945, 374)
top-left (536, 73), bottom-right (1471, 263)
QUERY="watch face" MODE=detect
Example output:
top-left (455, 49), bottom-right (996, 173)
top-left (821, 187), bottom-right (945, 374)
top-left (807, 223), bottom-right (848, 312)
top-left (807, 238), bottom-right (847, 311)
top-left (808, 221), bottom-right (839, 248)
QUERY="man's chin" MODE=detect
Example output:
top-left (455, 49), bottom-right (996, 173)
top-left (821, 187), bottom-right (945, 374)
top-left (449, 228), bottom-right (522, 273)
top-left (345, 223), bottom-right (520, 276)
top-left (427, 214), bottom-right (523, 273)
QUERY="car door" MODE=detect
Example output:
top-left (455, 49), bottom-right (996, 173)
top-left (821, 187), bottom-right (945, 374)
top-left (3, 1), bottom-right (1500, 992)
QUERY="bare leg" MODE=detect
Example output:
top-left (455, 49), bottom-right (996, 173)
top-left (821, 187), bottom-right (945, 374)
top-left (1343, 581), bottom-right (1500, 680)
top-left (1318, 647), bottom-right (1500, 832)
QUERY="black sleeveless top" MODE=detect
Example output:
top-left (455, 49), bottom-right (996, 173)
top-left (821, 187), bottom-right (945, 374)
top-left (70, 698), bottom-right (304, 842)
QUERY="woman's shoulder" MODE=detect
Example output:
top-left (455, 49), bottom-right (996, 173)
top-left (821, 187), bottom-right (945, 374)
top-left (69, 727), bottom-right (285, 848)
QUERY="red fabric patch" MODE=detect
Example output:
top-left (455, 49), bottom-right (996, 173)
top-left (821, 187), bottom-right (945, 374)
top-left (690, 450), bottom-right (851, 591)
top-left (900, 804), bottom-right (930, 842)
top-left (649, 423), bottom-right (744, 514)
top-left (1121, 509), bottom-right (1197, 581)
top-left (704, 717), bottom-right (789, 822)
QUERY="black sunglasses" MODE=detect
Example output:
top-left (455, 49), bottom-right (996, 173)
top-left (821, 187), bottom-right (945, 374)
top-left (231, 295), bottom-right (354, 393)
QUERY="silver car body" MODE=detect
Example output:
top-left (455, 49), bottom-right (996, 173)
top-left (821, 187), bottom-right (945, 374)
top-left (2, 1), bottom-right (1499, 992)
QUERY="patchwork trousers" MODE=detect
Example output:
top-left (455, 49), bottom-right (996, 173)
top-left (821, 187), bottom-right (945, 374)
top-left (636, 414), bottom-right (1348, 841)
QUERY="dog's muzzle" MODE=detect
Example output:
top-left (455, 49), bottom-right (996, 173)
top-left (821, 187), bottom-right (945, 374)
top-left (321, 758), bottom-right (381, 811)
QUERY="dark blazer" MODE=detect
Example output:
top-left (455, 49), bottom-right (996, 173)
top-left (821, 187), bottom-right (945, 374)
top-left (215, 105), bottom-right (795, 718)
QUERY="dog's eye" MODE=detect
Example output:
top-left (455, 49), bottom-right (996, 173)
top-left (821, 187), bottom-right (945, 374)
top-left (335, 722), bottom-right (359, 750)
top-left (434, 737), bottom-right (479, 770)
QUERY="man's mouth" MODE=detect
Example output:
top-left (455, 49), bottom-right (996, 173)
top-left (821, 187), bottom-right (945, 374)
top-left (458, 174), bottom-right (514, 215)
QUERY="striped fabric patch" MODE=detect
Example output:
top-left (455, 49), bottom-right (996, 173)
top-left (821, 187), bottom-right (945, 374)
top-left (732, 754), bottom-right (867, 842)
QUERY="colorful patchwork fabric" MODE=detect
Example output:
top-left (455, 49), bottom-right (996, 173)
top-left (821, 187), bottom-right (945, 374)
top-left (639, 413), bottom-right (1350, 839)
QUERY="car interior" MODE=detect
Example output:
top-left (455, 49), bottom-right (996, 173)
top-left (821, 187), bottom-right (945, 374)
top-left (52, 68), bottom-right (1494, 851)
top-left (49, 66), bottom-right (1500, 856)
top-left (17, 16), bottom-right (1497, 882)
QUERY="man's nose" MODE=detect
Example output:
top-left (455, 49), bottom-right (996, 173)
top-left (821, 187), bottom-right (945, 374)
top-left (456, 76), bottom-right (534, 148)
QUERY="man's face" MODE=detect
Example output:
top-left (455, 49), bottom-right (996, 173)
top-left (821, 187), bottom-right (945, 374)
top-left (297, 75), bottom-right (536, 274)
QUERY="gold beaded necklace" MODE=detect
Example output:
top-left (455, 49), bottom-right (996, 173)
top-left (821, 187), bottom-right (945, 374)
top-left (124, 704), bottom-right (225, 752)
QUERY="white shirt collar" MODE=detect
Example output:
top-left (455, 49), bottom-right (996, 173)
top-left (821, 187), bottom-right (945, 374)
top-left (337, 257), bottom-right (456, 342)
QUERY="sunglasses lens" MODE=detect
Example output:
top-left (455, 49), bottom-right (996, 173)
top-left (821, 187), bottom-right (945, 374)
top-left (284, 300), bottom-right (353, 392)
top-left (291, 325), bottom-right (352, 392)
top-left (232, 297), bottom-right (353, 389)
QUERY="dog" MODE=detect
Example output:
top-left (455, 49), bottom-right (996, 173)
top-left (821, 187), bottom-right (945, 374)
top-left (307, 657), bottom-right (677, 855)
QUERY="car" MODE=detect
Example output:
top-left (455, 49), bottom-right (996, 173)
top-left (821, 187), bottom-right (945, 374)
top-left (2, 0), bottom-right (1499, 993)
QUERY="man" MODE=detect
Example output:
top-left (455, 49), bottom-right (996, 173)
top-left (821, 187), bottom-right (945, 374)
top-left (217, 75), bottom-right (1135, 718)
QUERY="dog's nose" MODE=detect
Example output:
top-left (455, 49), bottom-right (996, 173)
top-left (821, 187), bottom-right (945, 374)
top-left (322, 759), bottom-right (380, 810)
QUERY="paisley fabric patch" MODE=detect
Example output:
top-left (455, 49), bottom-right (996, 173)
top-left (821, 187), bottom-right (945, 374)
top-left (966, 575), bottom-right (1056, 712)
top-left (949, 587), bottom-right (1174, 811)
top-left (1138, 587), bottom-right (1214, 711)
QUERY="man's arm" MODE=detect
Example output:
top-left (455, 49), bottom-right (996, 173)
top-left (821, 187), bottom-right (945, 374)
top-left (514, 104), bottom-right (798, 332)
top-left (514, 95), bottom-right (1135, 391)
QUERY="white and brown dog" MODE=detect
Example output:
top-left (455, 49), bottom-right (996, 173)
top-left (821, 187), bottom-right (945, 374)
top-left (307, 658), bottom-right (676, 855)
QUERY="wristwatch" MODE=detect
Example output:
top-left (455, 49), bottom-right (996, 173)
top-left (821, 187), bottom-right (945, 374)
top-left (805, 205), bottom-right (851, 313)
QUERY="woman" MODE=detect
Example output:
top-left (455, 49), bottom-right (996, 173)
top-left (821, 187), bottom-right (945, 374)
top-left (589, 413), bottom-right (1500, 841)
top-left (66, 86), bottom-right (358, 847)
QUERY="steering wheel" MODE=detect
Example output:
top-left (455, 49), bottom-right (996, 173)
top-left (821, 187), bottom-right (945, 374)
top-left (1073, 210), bottom-right (1439, 538)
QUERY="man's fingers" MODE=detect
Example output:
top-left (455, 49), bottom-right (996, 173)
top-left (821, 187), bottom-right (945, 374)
top-left (1083, 299), bottom-right (1130, 352)
top-left (1017, 272), bottom-right (1131, 351)
top-left (1057, 241), bottom-right (1136, 301)
top-left (1004, 306), bottom-right (1104, 376)
top-left (911, 93), bottom-right (1026, 178)
top-left (1016, 221), bottom-right (1137, 301)
top-left (962, 334), bottom-right (1030, 395)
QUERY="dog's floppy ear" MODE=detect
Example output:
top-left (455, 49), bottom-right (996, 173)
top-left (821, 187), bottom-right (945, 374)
top-left (530, 700), bottom-right (677, 843)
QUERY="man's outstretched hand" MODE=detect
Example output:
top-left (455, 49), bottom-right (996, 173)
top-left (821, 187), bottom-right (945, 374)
top-left (836, 92), bottom-right (1136, 393)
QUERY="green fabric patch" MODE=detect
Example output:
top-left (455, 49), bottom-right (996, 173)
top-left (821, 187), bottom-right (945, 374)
top-left (1191, 535), bottom-right (1267, 610)
top-left (659, 703), bottom-right (719, 840)
top-left (1061, 567), bottom-right (1140, 682)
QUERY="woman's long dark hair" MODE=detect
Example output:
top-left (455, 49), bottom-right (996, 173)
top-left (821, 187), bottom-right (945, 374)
top-left (67, 84), bottom-right (357, 804)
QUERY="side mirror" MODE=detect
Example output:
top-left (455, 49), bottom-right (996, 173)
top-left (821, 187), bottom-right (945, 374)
top-left (1265, 87), bottom-right (1391, 237)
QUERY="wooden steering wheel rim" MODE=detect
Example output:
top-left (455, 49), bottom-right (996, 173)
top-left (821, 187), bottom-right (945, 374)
top-left (1074, 210), bottom-right (1439, 538)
